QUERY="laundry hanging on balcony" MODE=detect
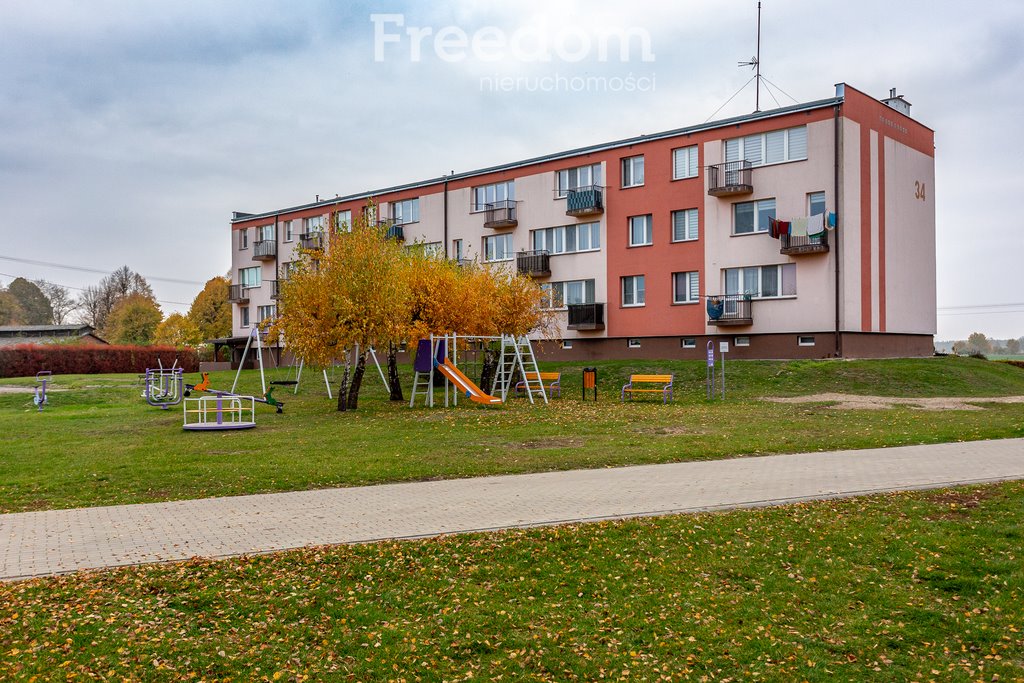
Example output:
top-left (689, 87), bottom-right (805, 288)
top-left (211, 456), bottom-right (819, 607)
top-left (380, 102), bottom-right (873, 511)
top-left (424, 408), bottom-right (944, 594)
top-left (768, 212), bottom-right (836, 239)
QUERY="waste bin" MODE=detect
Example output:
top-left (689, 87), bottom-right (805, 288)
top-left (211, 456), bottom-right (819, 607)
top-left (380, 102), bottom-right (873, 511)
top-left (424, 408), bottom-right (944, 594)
top-left (583, 367), bottom-right (597, 401)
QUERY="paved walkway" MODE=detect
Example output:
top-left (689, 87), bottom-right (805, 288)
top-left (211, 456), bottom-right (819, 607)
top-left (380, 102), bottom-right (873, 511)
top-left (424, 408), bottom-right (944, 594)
top-left (2, 438), bottom-right (1024, 581)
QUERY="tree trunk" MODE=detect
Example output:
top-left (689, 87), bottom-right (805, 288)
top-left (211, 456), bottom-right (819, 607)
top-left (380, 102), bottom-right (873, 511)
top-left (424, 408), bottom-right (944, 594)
top-left (480, 346), bottom-right (499, 394)
top-left (347, 352), bottom-right (367, 410)
top-left (336, 358), bottom-right (351, 412)
top-left (387, 343), bottom-right (404, 401)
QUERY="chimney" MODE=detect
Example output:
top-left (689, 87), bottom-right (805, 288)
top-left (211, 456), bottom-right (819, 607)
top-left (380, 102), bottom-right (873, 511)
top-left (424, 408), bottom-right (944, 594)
top-left (881, 87), bottom-right (912, 117)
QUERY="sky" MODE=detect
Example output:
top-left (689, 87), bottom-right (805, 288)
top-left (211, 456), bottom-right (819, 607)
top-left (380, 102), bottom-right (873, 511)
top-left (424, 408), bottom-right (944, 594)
top-left (1, 0), bottom-right (1022, 341)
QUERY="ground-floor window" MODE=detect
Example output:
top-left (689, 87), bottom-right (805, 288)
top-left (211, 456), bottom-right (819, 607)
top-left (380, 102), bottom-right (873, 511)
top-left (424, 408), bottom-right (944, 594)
top-left (681, 338), bottom-right (696, 349)
top-left (798, 335), bottom-right (816, 346)
top-left (628, 338), bottom-right (641, 348)
top-left (734, 336), bottom-right (750, 347)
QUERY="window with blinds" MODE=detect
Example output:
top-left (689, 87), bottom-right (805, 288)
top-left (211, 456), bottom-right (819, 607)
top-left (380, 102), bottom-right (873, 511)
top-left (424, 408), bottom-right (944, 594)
top-left (672, 145), bottom-right (699, 180)
top-left (723, 263), bottom-right (796, 298)
top-left (672, 271), bottom-right (700, 304)
top-left (671, 209), bottom-right (699, 242)
top-left (724, 126), bottom-right (807, 167)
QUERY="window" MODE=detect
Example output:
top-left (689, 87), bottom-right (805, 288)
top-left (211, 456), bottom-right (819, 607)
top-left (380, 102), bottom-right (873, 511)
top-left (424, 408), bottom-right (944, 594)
top-left (412, 242), bottom-right (443, 257)
top-left (531, 222), bottom-right (601, 255)
top-left (798, 335), bottom-right (816, 347)
top-left (628, 338), bottom-right (642, 349)
top-left (621, 155), bottom-right (645, 188)
top-left (734, 336), bottom-right (750, 347)
top-left (239, 228), bottom-right (249, 250)
top-left (238, 266), bottom-right (261, 289)
top-left (453, 239), bottom-right (464, 261)
top-left (672, 271), bottom-right (700, 304)
top-left (258, 224), bottom-right (275, 242)
top-left (622, 275), bottom-right (645, 307)
top-left (484, 233), bottom-right (514, 262)
top-left (681, 338), bottom-right (696, 349)
top-left (240, 306), bottom-right (250, 327)
top-left (540, 279), bottom-right (596, 309)
top-left (672, 145), bottom-right (699, 180)
top-left (281, 261), bottom-right (294, 280)
top-left (724, 263), bottom-right (796, 298)
top-left (304, 215), bottom-right (324, 233)
top-left (556, 164), bottom-right (602, 197)
top-left (628, 215), bottom-right (653, 247)
top-left (391, 198), bottom-right (420, 225)
top-left (725, 125), bottom-right (807, 167)
top-left (734, 198), bottom-right (776, 235)
top-left (561, 340), bottom-right (573, 350)
top-left (335, 210), bottom-right (352, 232)
top-left (257, 305), bottom-right (277, 323)
top-left (808, 191), bottom-right (826, 216)
top-left (473, 181), bottom-right (515, 211)
top-left (672, 208), bottom-right (699, 242)
top-left (284, 220), bottom-right (294, 242)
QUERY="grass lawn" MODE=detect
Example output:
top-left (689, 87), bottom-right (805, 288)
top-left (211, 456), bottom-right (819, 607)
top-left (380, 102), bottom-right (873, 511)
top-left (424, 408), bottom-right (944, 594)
top-left (1, 481), bottom-right (1022, 680)
top-left (2, 355), bottom-right (1024, 514)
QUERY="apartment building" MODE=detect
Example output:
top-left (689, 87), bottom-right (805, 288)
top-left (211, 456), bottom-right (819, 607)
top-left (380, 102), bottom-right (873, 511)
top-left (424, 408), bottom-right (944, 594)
top-left (225, 82), bottom-right (935, 362)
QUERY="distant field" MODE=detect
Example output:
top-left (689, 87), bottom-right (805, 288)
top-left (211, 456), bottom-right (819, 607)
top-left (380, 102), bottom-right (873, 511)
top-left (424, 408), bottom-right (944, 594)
top-left (2, 356), bottom-right (1024, 513)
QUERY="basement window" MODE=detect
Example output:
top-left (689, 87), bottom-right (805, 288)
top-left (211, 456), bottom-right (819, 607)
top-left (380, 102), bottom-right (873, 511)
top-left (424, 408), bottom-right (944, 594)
top-left (681, 338), bottom-right (696, 349)
top-left (798, 335), bottom-right (816, 347)
top-left (561, 340), bottom-right (573, 349)
top-left (734, 336), bottom-right (750, 347)
top-left (628, 338), bottom-right (642, 349)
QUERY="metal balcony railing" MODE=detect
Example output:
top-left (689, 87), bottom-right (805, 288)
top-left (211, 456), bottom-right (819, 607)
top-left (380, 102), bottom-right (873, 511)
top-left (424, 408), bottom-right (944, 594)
top-left (567, 302), bottom-right (605, 330)
top-left (268, 280), bottom-right (280, 300)
top-left (483, 200), bottom-right (517, 228)
top-left (516, 250), bottom-right (551, 277)
top-left (706, 295), bottom-right (753, 326)
top-left (780, 230), bottom-right (829, 255)
top-left (228, 284), bottom-right (250, 303)
top-left (564, 185), bottom-right (604, 216)
top-left (299, 232), bottom-right (324, 250)
top-left (385, 224), bottom-right (405, 241)
top-left (252, 240), bottom-right (277, 260)
top-left (707, 161), bottom-right (753, 197)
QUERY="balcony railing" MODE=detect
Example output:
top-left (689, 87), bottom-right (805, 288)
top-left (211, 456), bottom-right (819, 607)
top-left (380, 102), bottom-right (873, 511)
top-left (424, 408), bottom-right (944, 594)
top-left (780, 230), bottom-right (829, 255)
top-left (269, 280), bottom-right (280, 300)
top-left (516, 250), bottom-right (550, 277)
top-left (228, 284), bottom-right (250, 304)
top-left (564, 185), bottom-right (604, 217)
top-left (385, 224), bottom-right (405, 241)
top-left (707, 161), bottom-right (753, 197)
top-left (299, 232), bottom-right (324, 251)
top-left (706, 295), bottom-right (753, 326)
top-left (252, 240), bottom-right (277, 260)
top-left (483, 200), bottom-right (517, 229)
top-left (567, 302), bottom-right (605, 331)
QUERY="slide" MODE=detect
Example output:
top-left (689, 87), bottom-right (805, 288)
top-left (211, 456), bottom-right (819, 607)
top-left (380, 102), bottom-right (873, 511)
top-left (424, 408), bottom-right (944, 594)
top-left (435, 359), bottom-right (503, 405)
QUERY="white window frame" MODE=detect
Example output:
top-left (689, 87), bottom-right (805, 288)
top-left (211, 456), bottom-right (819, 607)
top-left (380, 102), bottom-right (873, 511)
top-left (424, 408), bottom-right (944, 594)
top-left (621, 155), bottom-right (645, 188)
top-left (628, 215), bottom-right (653, 247)
top-left (680, 338), bottom-right (696, 349)
top-left (723, 263), bottom-right (796, 299)
top-left (671, 208), bottom-right (699, 242)
top-left (734, 336), bottom-right (750, 347)
top-left (257, 305), bottom-right (277, 323)
top-left (240, 306), bottom-right (250, 328)
top-left (303, 215), bottom-right (325, 233)
top-left (622, 275), bottom-right (645, 307)
top-left (391, 198), bottom-right (420, 225)
top-left (453, 239), bottom-right (464, 261)
top-left (335, 210), bottom-right (352, 232)
top-left (733, 198), bottom-right (776, 235)
top-left (672, 145), bottom-right (699, 180)
top-left (561, 340), bottom-right (573, 350)
top-left (531, 222), bottom-right (601, 255)
top-left (628, 338), bottom-right (642, 349)
top-left (724, 125), bottom-right (808, 167)
top-left (257, 224), bottom-right (275, 242)
top-left (798, 335), bottom-right (816, 347)
top-left (539, 279), bottom-right (596, 310)
top-left (672, 271), bottom-right (700, 304)
top-left (556, 164), bottom-right (602, 198)
top-left (284, 220), bottom-right (294, 242)
top-left (483, 233), bottom-right (514, 262)
top-left (238, 266), bottom-right (261, 289)
top-left (239, 228), bottom-right (249, 250)
top-left (472, 181), bottom-right (515, 211)
top-left (808, 191), bottom-right (827, 216)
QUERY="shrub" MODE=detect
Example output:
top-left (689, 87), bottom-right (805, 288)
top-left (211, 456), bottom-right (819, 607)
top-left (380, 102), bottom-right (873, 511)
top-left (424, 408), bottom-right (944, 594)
top-left (0, 344), bottom-right (199, 378)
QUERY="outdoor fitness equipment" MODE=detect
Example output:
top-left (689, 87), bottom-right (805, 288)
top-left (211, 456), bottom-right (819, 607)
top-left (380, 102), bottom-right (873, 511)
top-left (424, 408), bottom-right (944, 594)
top-left (33, 371), bottom-right (51, 411)
top-left (144, 367), bottom-right (184, 410)
top-left (182, 394), bottom-right (256, 431)
top-left (185, 372), bottom-right (285, 414)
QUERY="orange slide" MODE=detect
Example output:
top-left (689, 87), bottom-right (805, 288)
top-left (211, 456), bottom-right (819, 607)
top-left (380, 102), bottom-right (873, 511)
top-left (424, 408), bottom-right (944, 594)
top-left (435, 359), bottom-right (503, 405)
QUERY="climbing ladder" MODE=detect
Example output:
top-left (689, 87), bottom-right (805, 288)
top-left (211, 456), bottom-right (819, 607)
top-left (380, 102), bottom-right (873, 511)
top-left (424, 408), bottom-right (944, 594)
top-left (492, 335), bottom-right (547, 404)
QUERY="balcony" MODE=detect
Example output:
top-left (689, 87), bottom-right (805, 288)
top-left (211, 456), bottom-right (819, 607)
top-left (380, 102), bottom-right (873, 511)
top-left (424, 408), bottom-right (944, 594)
top-left (780, 230), bottom-right (829, 255)
top-left (706, 295), bottom-right (753, 326)
top-left (252, 240), bottom-right (277, 261)
top-left (269, 280), bottom-right (280, 300)
top-left (228, 284), bottom-right (250, 304)
top-left (299, 232), bottom-right (324, 251)
top-left (482, 200), bottom-right (517, 229)
top-left (565, 186), bottom-right (604, 217)
top-left (516, 250), bottom-right (550, 277)
top-left (707, 161), bottom-right (753, 197)
top-left (385, 224), bottom-right (405, 241)
top-left (567, 302), bottom-right (605, 331)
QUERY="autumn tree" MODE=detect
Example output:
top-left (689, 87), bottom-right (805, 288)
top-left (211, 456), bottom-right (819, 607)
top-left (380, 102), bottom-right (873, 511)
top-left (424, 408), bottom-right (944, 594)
top-left (272, 208), bottom-right (410, 411)
top-left (966, 332), bottom-right (991, 356)
top-left (78, 266), bottom-right (156, 332)
top-left (1006, 338), bottom-right (1021, 355)
top-left (155, 312), bottom-right (199, 347)
top-left (7, 277), bottom-right (53, 325)
top-left (105, 294), bottom-right (163, 345)
top-left (0, 289), bottom-right (25, 325)
top-left (186, 276), bottom-right (231, 351)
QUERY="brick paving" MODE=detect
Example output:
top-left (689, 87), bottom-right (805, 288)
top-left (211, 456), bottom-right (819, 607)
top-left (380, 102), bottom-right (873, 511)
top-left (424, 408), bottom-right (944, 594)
top-left (2, 438), bottom-right (1023, 581)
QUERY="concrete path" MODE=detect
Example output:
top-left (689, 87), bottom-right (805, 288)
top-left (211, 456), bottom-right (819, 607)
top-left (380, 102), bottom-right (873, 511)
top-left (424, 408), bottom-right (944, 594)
top-left (2, 438), bottom-right (1023, 581)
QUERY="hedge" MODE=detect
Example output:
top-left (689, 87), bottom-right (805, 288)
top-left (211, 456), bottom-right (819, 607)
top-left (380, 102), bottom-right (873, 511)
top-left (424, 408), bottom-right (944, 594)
top-left (0, 344), bottom-right (199, 378)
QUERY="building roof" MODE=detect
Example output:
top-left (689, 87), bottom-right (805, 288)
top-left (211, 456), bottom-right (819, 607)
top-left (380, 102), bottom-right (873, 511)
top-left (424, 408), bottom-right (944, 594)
top-left (232, 94), bottom-right (844, 224)
top-left (0, 324), bottom-right (98, 336)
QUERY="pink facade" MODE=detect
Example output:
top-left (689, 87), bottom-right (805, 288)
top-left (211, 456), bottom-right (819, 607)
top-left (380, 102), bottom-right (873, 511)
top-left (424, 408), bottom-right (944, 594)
top-left (227, 83), bottom-right (936, 360)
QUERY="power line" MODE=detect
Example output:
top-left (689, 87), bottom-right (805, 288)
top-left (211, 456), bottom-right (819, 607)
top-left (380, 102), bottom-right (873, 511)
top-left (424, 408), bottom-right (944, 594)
top-left (0, 255), bottom-right (206, 286)
top-left (0, 271), bottom-right (191, 307)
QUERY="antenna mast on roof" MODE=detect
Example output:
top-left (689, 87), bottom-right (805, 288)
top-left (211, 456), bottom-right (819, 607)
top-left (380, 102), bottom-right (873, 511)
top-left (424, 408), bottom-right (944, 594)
top-left (738, 1), bottom-right (762, 112)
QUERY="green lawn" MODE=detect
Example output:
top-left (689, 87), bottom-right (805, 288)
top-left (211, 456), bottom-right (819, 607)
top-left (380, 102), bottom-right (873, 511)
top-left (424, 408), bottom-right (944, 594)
top-left (2, 355), bottom-right (1024, 514)
top-left (2, 481), bottom-right (1022, 681)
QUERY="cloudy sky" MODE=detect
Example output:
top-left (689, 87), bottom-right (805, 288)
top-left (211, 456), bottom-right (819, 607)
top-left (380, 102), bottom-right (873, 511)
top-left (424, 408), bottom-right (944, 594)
top-left (1, 0), bottom-right (1022, 340)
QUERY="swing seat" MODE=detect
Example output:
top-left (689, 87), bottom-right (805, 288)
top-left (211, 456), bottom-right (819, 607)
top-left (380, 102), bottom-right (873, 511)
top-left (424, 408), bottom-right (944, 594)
top-left (269, 380), bottom-right (299, 386)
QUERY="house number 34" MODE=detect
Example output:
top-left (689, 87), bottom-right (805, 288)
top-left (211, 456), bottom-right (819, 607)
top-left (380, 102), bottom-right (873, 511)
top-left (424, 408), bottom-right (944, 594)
top-left (914, 181), bottom-right (926, 200)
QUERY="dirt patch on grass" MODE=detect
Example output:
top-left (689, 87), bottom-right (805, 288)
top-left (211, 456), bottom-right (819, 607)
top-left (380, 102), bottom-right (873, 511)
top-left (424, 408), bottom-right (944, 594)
top-left (765, 393), bottom-right (1024, 411)
top-left (924, 488), bottom-right (1001, 520)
